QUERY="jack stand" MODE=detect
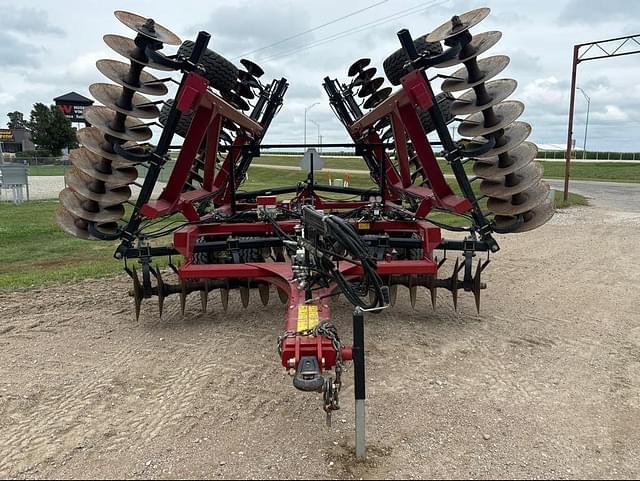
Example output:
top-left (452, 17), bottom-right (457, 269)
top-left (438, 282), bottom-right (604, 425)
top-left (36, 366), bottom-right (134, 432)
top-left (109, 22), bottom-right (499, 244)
top-left (353, 307), bottom-right (366, 460)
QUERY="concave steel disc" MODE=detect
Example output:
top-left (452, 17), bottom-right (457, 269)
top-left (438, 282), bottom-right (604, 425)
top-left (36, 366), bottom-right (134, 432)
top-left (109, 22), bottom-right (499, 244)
top-left (479, 162), bottom-right (544, 199)
top-left (352, 67), bottom-right (377, 86)
top-left (238, 70), bottom-right (260, 88)
top-left (441, 55), bottom-right (510, 93)
top-left (493, 199), bottom-right (554, 233)
top-left (240, 59), bottom-right (264, 78)
top-left (363, 87), bottom-right (392, 109)
top-left (220, 90), bottom-right (250, 111)
top-left (59, 188), bottom-right (125, 223)
top-left (234, 83), bottom-right (255, 100)
top-left (474, 121), bottom-right (532, 158)
top-left (435, 30), bottom-right (502, 68)
top-left (65, 168), bottom-right (132, 206)
top-left (55, 206), bottom-right (96, 240)
top-left (426, 7), bottom-right (491, 43)
top-left (473, 141), bottom-right (537, 179)
top-left (96, 59), bottom-right (168, 96)
top-left (103, 34), bottom-right (175, 71)
top-left (450, 78), bottom-right (517, 116)
top-left (85, 106), bottom-right (152, 143)
top-left (358, 77), bottom-right (385, 98)
top-left (458, 100), bottom-right (524, 137)
top-left (76, 127), bottom-right (143, 167)
top-left (348, 58), bottom-right (371, 77)
top-left (90, 83), bottom-right (160, 119)
top-left (487, 182), bottom-right (549, 216)
top-left (70, 147), bottom-right (138, 185)
top-left (114, 11), bottom-right (181, 46)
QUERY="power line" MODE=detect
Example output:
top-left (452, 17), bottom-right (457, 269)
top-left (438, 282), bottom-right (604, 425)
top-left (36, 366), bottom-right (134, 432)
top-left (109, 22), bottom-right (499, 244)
top-left (231, 0), bottom-right (389, 60)
top-left (260, 0), bottom-right (447, 63)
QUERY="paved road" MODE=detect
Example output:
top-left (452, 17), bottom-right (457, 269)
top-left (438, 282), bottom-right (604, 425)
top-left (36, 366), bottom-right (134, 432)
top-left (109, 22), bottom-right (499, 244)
top-left (546, 179), bottom-right (640, 212)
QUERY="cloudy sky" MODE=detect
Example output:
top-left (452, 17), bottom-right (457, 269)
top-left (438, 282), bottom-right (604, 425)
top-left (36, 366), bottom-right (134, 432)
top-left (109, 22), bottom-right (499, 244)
top-left (0, 0), bottom-right (639, 151)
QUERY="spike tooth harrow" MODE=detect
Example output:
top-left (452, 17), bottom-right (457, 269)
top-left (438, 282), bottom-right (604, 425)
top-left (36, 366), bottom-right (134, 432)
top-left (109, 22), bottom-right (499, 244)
top-left (54, 7), bottom-right (554, 456)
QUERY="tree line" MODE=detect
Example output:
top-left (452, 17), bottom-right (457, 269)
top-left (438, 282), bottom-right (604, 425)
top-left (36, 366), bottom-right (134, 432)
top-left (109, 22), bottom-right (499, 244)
top-left (5, 104), bottom-right (77, 157)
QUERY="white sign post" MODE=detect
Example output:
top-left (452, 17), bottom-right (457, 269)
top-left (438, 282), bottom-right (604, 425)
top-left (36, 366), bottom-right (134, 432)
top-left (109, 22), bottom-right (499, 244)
top-left (300, 148), bottom-right (324, 172)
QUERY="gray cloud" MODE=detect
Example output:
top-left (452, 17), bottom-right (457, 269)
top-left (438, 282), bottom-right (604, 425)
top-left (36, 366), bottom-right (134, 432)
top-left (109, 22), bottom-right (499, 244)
top-left (0, 32), bottom-right (42, 68)
top-left (557, 0), bottom-right (640, 25)
top-left (4, 6), bottom-right (65, 36)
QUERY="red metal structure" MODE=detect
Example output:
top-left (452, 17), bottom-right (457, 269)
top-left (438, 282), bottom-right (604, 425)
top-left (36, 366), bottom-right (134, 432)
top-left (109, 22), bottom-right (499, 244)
top-left (56, 8), bottom-right (553, 456)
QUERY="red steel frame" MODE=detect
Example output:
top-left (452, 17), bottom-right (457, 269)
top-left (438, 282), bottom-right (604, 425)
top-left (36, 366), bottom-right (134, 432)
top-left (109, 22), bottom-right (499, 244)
top-left (136, 69), bottom-right (475, 373)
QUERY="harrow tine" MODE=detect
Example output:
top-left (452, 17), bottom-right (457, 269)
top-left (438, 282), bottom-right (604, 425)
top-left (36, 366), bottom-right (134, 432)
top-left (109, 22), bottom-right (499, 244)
top-left (426, 275), bottom-right (437, 310)
top-left (240, 286), bottom-right (250, 308)
top-left (451, 258), bottom-right (460, 312)
top-left (131, 265), bottom-right (143, 322)
top-left (473, 259), bottom-right (482, 314)
top-left (200, 281), bottom-right (209, 312)
top-left (179, 278), bottom-right (187, 316)
top-left (389, 284), bottom-right (398, 306)
top-left (221, 288), bottom-right (229, 311)
top-left (152, 266), bottom-right (165, 318)
top-left (259, 283), bottom-right (270, 306)
top-left (408, 277), bottom-right (417, 309)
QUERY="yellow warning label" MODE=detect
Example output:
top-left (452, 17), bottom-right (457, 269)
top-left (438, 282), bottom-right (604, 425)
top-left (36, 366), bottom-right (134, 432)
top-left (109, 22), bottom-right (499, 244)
top-left (297, 305), bottom-right (320, 332)
top-left (357, 222), bottom-right (370, 230)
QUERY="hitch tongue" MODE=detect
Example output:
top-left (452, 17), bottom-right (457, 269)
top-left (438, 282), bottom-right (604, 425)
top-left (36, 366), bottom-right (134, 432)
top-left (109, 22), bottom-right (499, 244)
top-left (293, 356), bottom-right (325, 392)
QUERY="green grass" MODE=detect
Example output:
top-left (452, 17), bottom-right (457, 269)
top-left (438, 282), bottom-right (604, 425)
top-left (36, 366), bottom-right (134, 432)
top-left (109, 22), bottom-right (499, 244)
top-left (28, 165), bottom-right (68, 176)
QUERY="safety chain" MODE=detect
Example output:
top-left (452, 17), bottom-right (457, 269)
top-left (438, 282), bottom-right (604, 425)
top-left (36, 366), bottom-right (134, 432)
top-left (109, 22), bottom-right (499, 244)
top-left (276, 321), bottom-right (344, 427)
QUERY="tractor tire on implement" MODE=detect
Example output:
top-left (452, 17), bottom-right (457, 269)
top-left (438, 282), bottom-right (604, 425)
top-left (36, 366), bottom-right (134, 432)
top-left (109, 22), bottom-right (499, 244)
top-left (419, 92), bottom-right (455, 133)
top-left (383, 35), bottom-right (443, 86)
top-left (178, 40), bottom-right (239, 93)
top-left (159, 99), bottom-right (193, 138)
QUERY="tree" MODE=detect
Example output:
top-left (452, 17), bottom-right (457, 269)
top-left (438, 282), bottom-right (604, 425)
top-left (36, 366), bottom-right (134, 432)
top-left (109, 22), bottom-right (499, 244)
top-left (7, 111), bottom-right (25, 129)
top-left (26, 103), bottom-right (78, 156)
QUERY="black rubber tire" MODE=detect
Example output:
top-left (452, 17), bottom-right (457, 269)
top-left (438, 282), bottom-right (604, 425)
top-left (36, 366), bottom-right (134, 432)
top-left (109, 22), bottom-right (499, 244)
top-left (383, 36), bottom-right (443, 86)
top-left (159, 99), bottom-right (193, 138)
top-left (418, 92), bottom-right (455, 134)
top-left (178, 40), bottom-right (239, 93)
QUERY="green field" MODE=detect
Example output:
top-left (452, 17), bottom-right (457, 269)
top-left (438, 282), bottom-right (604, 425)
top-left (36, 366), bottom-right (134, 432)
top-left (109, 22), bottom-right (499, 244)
top-left (28, 156), bottom-right (640, 184)
top-left (1, 164), bottom-right (585, 290)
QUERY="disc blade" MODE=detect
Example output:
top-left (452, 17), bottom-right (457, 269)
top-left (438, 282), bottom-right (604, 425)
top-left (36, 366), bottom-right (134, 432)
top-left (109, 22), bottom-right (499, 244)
top-left (435, 30), bottom-right (502, 68)
top-left (473, 141), bottom-right (537, 179)
top-left (352, 67), bottom-right (377, 86)
top-left (96, 59), bottom-right (168, 96)
top-left (76, 127), bottom-right (143, 167)
top-left (348, 58), bottom-right (371, 77)
top-left (441, 55), bottom-right (510, 93)
top-left (451, 258), bottom-right (459, 312)
top-left (480, 162), bottom-right (544, 199)
top-left (70, 148), bottom-right (138, 185)
top-left (85, 106), bottom-right (152, 142)
top-left (493, 199), bottom-right (554, 233)
top-left (240, 59), bottom-right (265, 78)
top-left (363, 87), bottom-right (392, 109)
top-left (474, 121), bottom-right (532, 158)
top-left (473, 260), bottom-right (482, 314)
top-left (103, 34), bottom-right (175, 71)
top-left (180, 279), bottom-right (187, 315)
top-left (451, 79), bottom-right (517, 116)
top-left (65, 168), bottom-right (132, 206)
top-left (487, 182), bottom-right (549, 216)
top-left (59, 188), bottom-right (125, 223)
top-left (90, 83), bottom-right (160, 119)
top-left (426, 7), bottom-right (491, 43)
top-left (55, 206), bottom-right (96, 240)
top-left (132, 265), bottom-right (142, 322)
top-left (458, 100), bottom-right (524, 137)
top-left (114, 11), bottom-right (182, 45)
top-left (358, 77), bottom-right (385, 98)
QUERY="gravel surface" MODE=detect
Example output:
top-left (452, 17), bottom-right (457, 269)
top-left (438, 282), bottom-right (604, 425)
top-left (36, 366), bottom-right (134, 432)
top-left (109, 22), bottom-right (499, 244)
top-left (0, 204), bottom-right (639, 479)
top-left (15, 176), bottom-right (166, 201)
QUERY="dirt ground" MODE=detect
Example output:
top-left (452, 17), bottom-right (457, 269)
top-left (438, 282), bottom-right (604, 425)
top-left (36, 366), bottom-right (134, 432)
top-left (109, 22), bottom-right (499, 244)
top-left (1, 204), bottom-right (639, 479)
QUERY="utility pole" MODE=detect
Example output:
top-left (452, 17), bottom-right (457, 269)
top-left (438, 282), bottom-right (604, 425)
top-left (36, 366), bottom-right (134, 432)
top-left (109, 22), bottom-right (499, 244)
top-left (577, 87), bottom-right (590, 160)
top-left (304, 102), bottom-right (319, 145)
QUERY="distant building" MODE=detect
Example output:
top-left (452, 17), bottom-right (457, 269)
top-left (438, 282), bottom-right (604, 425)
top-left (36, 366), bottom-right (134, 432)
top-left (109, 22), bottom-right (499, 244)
top-left (0, 128), bottom-right (35, 153)
top-left (54, 92), bottom-right (94, 126)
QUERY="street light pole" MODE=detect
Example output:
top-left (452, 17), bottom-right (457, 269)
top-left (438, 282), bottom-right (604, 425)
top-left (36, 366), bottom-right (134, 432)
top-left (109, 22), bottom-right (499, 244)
top-left (310, 120), bottom-right (321, 151)
top-left (304, 102), bottom-right (319, 145)
top-left (577, 87), bottom-right (590, 160)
